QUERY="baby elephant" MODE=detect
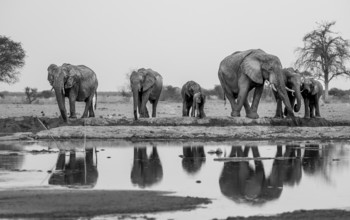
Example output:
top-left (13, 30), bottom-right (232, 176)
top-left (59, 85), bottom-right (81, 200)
top-left (181, 81), bottom-right (206, 118)
top-left (301, 78), bottom-right (323, 118)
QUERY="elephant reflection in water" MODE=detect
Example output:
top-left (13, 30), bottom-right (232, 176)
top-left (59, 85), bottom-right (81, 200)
top-left (182, 146), bottom-right (206, 174)
top-left (131, 146), bottom-right (163, 188)
top-left (49, 148), bottom-right (98, 188)
top-left (302, 144), bottom-right (323, 175)
top-left (280, 145), bottom-right (302, 186)
top-left (219, 145), bottom-right (302, 204)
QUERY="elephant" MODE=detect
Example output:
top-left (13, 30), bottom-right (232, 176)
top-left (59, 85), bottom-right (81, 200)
top-left (48, 148), bottom-right (98, 188)
top-left (273, 68), bottom-right (303, 118)
top-left (218, 49), bottom-right (295, 119)
top-left (219, 145), bottom-right (289, 205)
top-left (130, 68), bottom-right (163, 120)
top-left (130, 146), bottom-right (163, 188)
top-left (181, 146), bottom-right (206, 174)
top-left (47, 63), bottom-right (98, 122)
top-left (181, 81), bottom-right (206, 118)
top-left (301, 77), bottom-right (323, 118)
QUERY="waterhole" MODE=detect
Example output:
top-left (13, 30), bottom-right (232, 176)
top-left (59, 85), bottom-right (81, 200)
top-left (1, 140), bottom-right (350, 219)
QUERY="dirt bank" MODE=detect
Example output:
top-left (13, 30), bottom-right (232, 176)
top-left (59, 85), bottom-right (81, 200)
top-left (32, 125), bottom-right (350, 141)
top-left (226, 209), bottom-right (350, 220)
top-left (0, 188), bottom-right (210, 218)
top-left (1, 116), bottom-right (350, 141)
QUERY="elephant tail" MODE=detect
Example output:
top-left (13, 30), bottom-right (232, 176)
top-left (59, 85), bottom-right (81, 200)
top-left (93, 92), bottom-right (97, 110)
top-left (218, 68), bottom-right (227, 106)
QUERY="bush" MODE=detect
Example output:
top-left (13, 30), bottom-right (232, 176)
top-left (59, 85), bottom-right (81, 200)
top-left (24, 87), bottom-right (38, 104)
top-left (160, 85), bottom-right (182, 101)
top-left (37, 90), bottom-right (55, 99)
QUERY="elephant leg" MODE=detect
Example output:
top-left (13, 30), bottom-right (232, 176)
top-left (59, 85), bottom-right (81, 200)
top-left (233, 79), bottom-right (250, 117)
top-left (304, 98), bottom-right (310, 118)
top-left (273, 91), bottom-right (283, 118)
top-left (186, 100), bottom-right (192, 116)
top-left (284, 94), bottom-right (295, 117)
top-left (140, 90), bottom-right (151, 118)
top-left (247, 85), bottom-right (263, 119)
top-left (315, 97), bottom-right (321, 117)
top-left (199, 103), bottom-right (206, 118)
top-left (182, 100), bottom-right (188, 116)
top-left (68, 92), bottom-right (77, 119)
top-left (191, 100), bottom-right (196, 117)
top-left (309, 102), bottom-right (315, 118)
top-left (151, 99), bottom-right (159, 118)
top-left (82, 96), bottom-right (93, 118)
top-left (88, 99), bottom-right (95, 117)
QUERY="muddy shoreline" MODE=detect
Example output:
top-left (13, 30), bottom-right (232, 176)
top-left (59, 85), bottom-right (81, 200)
top-left (1, 116), bottom-right (350, 141)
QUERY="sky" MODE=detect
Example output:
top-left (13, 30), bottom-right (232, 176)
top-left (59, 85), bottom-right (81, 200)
top-left (1, 0), bottom-right (350, 92)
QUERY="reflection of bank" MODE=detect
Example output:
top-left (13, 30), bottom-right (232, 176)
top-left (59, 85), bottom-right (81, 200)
top-left (219, 145), bottom-right (303, 205)
top-left (182, 146), bottom-right (206, 174)
top-left (48, 148), bottom-right (98, 188)
top-left (131, 146), bottom-right (163, 188)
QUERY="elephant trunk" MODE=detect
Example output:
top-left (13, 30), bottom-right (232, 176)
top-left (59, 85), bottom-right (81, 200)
top-left (293, 85), bottom-right (302, 112)
top-left (132, 88), bottom-right (139, 120)
top-left (272, 72), bottom-right (295, 117)
top-left (54, 86), bottom-right (67, 122)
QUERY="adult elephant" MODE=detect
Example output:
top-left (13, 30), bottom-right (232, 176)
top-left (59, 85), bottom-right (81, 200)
top-left (301, 78), bottom-right (323, 118)
top-left (273, 68), bottom-right (303, 118)
top-left (218, 49), bottom-right (294, 119)
top-left (47, 63), bottom-right (98, 122)
top-left (181, 81), bottom-right (206, 118)
top-left (130, 68), bottom-right (163, 120)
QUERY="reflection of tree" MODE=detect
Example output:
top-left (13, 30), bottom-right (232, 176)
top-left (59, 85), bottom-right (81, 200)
top-left (182, 146), bottom-right (206, 174)
top-left (131, 146), bottom-right (163, 188)
top-left (48, 148), bottom-right (98, 188)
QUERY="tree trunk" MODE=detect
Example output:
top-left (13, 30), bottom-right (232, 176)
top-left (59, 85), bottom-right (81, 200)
top-left (324, 70), bottom-right (329, 103)
top-left (324, 80), bottom-right (329, 103)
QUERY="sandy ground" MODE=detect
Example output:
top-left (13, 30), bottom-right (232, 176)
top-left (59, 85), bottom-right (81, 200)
top-left (1, 100), bottom-right (350, 219)
top-left (1, 99), bottom-right (350, 120)
top-left (0, 188), bottom-right (210, 218)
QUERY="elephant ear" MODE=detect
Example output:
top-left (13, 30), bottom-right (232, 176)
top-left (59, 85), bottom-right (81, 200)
top-left (142, 72), bottom-right (156, 91)
top-left (64, 65), bottom-right (80, 89)
top-left (242, 58), bottom-right (263, 84)
top-left (47, 64), bottom-right (58, 86)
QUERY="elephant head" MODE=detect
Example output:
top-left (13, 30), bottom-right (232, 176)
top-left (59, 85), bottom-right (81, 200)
top-left (47, 63), bottom-right (78, 122)
top-left (48, 64), bottom-right (68, 121)
top-left (242, 50), bottom-right (295, 117)
top-left (301, 77), bottom-right (320, 96)
top-left (130, 69), bottom-right (157, 120)
top-left (283, 68), bottom-right (303, 113)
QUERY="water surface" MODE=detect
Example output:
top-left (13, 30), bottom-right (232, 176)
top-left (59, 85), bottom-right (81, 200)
top-left (1, 140), bottom-right (350, 219)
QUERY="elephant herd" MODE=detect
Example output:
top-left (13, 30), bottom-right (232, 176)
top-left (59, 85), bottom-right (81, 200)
top-left (47, 49), bottom-right (323, 122)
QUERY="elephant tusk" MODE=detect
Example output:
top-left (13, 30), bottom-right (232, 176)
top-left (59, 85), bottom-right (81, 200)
top-left (271, 84), bottom-right (277, 92)
top-left (51, 87), bottom-right (54, 91)
top-left (285, 87), bottom-right (295, 96)
top-left (61, 88), bottom-right (65, 96)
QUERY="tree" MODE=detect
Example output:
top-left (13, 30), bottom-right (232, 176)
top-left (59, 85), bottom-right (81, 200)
top-left (0, 36), bottom-right (26, 84)
top-left (25, 87), bottom-right (38, 104)
top-left (295, 21), bottom-right (350, 102)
